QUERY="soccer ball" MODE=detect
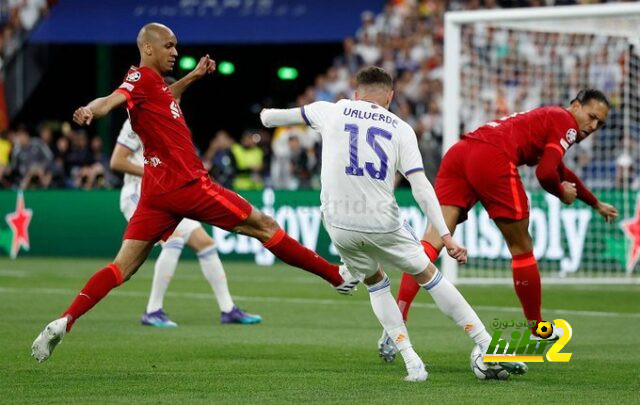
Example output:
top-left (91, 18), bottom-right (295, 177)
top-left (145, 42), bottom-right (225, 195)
top-left (536, 321), bottom-right (554, 339)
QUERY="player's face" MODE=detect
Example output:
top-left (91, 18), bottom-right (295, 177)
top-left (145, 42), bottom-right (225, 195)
top-left (151, 30), bottom-right (178, 74)
top-left (572, 100), bottom-right (609, 142)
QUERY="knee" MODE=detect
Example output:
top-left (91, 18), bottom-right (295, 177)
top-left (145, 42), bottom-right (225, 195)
top-left (259, 213), bottom-right (279, 234)
top-left (507, 235), bottom-right (533, 255)
top-left (252, 212), bottom-right (280, 241)
top-left (187, 230), bottom-right (214, 252)
top-left (364, 268), bottom-right (385, 287)
top-left (113, 257), bottom-right (145, 282)
top-left (412, 262), bottom-right (437, 285)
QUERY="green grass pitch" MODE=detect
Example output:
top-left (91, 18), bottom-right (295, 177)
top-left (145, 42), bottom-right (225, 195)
top-left (1, 257), bottom-right (638, 403)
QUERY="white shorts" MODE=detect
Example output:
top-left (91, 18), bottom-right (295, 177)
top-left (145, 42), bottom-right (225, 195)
top-left (120, 183), bottom-right (202, 244)
top-left (324, 221), bottom-right (430, 278)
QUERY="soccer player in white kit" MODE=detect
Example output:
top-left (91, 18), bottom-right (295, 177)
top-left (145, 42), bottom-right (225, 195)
top-left (111, 115), bottom-right (262, 327)
top-left (261, 67), bottom-right (526, 381)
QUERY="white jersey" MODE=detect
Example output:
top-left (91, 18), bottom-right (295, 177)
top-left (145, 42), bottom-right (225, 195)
top-left (302, 99), bottom-right (424, 233)
top-left (116, 119), bottom-right (144, 188)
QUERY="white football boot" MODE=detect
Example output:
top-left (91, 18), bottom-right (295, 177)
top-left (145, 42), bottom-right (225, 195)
top-left (404, 361), bottom-right (428, 382)
top-left (470, 345), bottom-right (510, 380)
top-left (334, 265), bottom-right (364, 295)
top-left (470, 344), bottom-right (528, 380)
top-left (31, 317), bottom-right (67, 363)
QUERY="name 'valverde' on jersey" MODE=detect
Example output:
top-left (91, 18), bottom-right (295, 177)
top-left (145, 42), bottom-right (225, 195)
top-left (115, 66), bottom-right (207, 195)
top-left (302, 99), bottom-right (424, 233)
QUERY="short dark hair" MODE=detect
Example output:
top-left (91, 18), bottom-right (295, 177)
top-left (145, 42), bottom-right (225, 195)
top-left (356, 66), bottom-right (393, 90)
top-left (571, 89), bottom-right (610, 108)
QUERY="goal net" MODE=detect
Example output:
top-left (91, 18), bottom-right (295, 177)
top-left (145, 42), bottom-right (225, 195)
top-left (441, 3), bottom-right (640, 284)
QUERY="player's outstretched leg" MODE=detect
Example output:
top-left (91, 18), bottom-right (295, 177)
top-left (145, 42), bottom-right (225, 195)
top-left (31, 239), bottom-right (154, 363)
top-left (366, 270), bottom-right (427, 382)
top-left (142, 237), bottom-right (183, 328)
top-left (417, 263), bottom-right (527, 379)
top-left (495, 219), bottom-right (542, 331)
top-left (187, 228), bottom-right (262, 325)
top-left (233, 209), bottom-right (362, 294)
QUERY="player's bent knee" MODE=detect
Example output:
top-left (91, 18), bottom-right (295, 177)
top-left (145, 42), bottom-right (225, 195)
top-left (364, 268), bottom-right (385, 286)
top-left (187, 227), bottom-right (215, 251)
top-left (413, 262), bottom-right (437, 285)
top-left (234, 210), bottom-right (279, 242)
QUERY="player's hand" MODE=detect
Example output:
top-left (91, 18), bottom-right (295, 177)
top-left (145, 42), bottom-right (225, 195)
top-left (442, 234), bottom-right (467, 264)
top-left (191, 54), bottom-right (216, 79)
top-left (595, 201), bottom-right (618, 224)
top-left (560, 181), bottom-right (577, 204)
top-left (73, 106), bottom-right (93, 125)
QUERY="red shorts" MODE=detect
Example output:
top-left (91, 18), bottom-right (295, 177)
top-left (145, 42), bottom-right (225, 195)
top-left (435, 139), bottom-right (529, 222)
top-left (124, 176), bottom-right (253, 242)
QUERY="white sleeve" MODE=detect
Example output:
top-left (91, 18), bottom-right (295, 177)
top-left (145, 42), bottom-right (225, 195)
top-left (300, 101), bottom-right (333, 131)
top-left (116, 119), bottom-right (141, 152)
top-left (261, 101), bottom-right (334, 130)
top-left (407, 171), bottom-right (450, 237)
top-left (397, 125), bottom-right (424, 177)
top-left (260, 108), bottom-right (306, 128)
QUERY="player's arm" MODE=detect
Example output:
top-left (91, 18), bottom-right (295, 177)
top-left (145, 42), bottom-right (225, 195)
top-left (109, 144), bottom-right (143, 177)
top-left (535, 145), bottom-right (577, 204)
top-left (262, 101), bottom-right (333, 129)
top-left (557, 163), bottom-right (618, 223)
top-left (260, 108), bottom-right (307, 127)
top-left (406, 171), bottom-right (466, 264)
top-left (73, 91), bottom-right (127, 126)
top-left (169, 55), bottom-right (216, 99)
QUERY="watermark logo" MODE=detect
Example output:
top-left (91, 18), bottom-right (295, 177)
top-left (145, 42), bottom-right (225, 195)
top-left (484, 318), bottom-right (573, 363)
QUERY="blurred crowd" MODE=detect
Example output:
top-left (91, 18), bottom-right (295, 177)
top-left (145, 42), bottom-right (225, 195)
top-left (0, 122), bottom-right (114, 189)
top-left (0, 0), bottom-right (53, 70)
top-left (266, 0), bottom-right (638, 190)
top-left (1, 0), bottom-right (637, 190)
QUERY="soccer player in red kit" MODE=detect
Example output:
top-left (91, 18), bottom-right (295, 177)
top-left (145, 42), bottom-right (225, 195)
top-left (31, 23), bottom-right (360, 363)
top-left (379, 89), bottom-right (618, 360)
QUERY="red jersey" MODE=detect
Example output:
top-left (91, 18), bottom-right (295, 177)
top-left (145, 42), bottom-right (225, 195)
top-left (115, 66), bottom-right (207, 195)
top-left (462, 106), bottom-right (579, 166)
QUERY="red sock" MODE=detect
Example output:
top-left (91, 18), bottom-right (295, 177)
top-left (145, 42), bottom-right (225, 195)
top-left (264, 229), bottom-right (342, 286)
top-left (62, 263), bottom-right (123, 332)
top-left (512, 252), bottom-right (542, 331)
top-left (397, 241), bottom-right (441, 321)
top-left (421, 240), bottom-right (439, 262)
top-left (397, 273), bottom-right (420, 321)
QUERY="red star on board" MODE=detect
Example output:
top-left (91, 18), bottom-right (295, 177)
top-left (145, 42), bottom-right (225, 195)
top-left (5, 191), bottom-right (32, 259)
top-left (621, 194), bottom-right (640, 272)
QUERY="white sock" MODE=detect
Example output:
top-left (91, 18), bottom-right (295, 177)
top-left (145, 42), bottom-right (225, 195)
top-left (420, 270), bottom-right (492, 352)
top-left (146, 237), bottom-right (183, 313)
top-left (198, 245), bottom-right (235, 313)
top-left (368, 275), bottom-right (421, 367)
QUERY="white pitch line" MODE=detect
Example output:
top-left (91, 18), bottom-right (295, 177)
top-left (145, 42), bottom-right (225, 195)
top-left (0, 286), bottom-right (638, 319)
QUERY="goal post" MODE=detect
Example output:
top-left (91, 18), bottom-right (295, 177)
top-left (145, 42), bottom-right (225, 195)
top-left (441, 3), bottom-right (640, 284)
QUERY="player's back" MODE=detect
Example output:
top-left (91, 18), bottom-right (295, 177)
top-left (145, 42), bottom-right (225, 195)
top-left (463, 106), bottom-right (578, 166)
top-left (303, 99), bottom-right (422, 233)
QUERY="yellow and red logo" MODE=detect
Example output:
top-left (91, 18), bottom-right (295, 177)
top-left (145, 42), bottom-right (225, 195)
top-left (484, 319), bottom-right (573, 363)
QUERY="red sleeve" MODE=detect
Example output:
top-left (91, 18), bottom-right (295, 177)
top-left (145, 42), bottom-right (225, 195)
top-left (536, 145), bottom-right (564, 198)
top-left (557, 163), bottom-right (598, 206)
top-left (116, 68), bottom-right (147, 109)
